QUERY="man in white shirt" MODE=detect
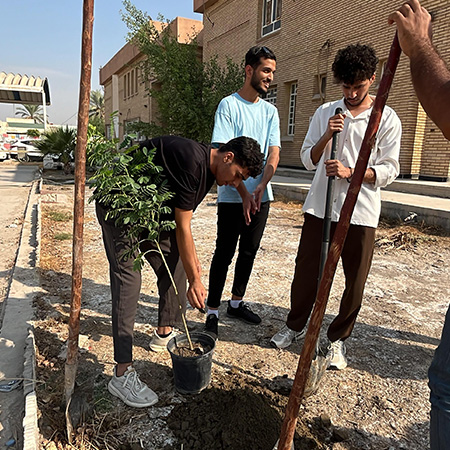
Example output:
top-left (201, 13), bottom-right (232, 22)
top-left (271, 44), bottom-right (402, 370)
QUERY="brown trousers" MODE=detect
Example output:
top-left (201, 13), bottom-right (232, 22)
top-left (287, 213), bottom-right (375, 342)
top-left (96, 202), bottom-right (186, 363)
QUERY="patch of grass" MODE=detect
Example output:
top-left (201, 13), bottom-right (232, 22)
top-left (48, 210), bottom-right (73, 222)
top-left (54, 232), bottom-right (72, 241)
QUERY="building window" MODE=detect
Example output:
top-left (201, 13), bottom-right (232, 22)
top-left (287, 83), bottom-right (297, 136)
top-left (262, 0), bottom-right (281, 36)
top-left (375, 58), bottom-right (387, 88)
top-left (124, 119), bottom-right (144, 141)
top-left (313, 73), bottom-right (327, 99)
top-left (262, 87), bottom-right (277, 106)
top-left (123, 68), bottom-right (138, 100)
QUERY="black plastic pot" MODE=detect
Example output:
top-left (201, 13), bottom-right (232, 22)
top-left (167, 332), bottom-right (215, 394)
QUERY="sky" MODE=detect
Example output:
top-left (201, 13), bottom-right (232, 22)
top-left (0, 0), bottom-right (202, 126)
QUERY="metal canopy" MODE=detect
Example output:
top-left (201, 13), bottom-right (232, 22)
top-left (0, 71), bottom-right (51, 130)
top-left (0, 72), bottom-right (51, 105)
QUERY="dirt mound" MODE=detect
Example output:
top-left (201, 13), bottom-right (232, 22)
top-left (166, 372), bottom-right (326, 450)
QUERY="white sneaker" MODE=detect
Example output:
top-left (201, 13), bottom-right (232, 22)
top-left (270, 325), bottom-right (306, 349)
top-left (149, 329), bottom-right (177, 352)
top-left (108, 366), bottom-right (158, 408)
top-left (327, 340), bottom-right (348, 370)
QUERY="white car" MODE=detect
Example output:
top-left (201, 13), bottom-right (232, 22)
top-left (0, 144), bottom-right (8, 161)
top-left (9, 140), bottom-right (43, 162)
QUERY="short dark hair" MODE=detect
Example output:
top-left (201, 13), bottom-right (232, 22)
top-left (245, 46), bottom-right (276, 69)
top-left (219, 136), bottom-right (264, 178)
top-left (332, 44), bottom-right (378, 85)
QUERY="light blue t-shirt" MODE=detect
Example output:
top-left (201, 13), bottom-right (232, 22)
top-left (212, 92), bottom-right (281, 203)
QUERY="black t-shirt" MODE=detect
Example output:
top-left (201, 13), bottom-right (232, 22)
top-left (141, 136), bottom-right (214, 214)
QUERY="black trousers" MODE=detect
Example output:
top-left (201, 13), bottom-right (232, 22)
top-left (288, 213), bottom-right (375, 342)
top-left (96, 202), bottom-right (186, 364)
top-left (206, 201), bottom-right (270, 308)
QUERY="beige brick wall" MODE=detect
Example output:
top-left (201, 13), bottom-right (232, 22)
top-left (198, 0), bottom-right (450, 180)
top-left (102, 53), bottom-right (151, 141)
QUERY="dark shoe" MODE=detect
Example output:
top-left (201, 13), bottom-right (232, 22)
top-left (204, 314), bottom-right (219, 340)
top-left (226, 301), bottom-right (261, 325)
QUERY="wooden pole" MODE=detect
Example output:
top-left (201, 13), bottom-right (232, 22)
top-left (276, 34), bottom-right (402, 450)
top-left (65, 0), bottom-right (94, 441)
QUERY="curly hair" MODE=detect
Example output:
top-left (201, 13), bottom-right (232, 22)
top-left (332, 44), bottom-right (378, 85)
top-left (219, 136), bottom-right (264, 178)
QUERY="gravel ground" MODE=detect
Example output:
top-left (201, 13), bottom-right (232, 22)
top-left (35, 178), bottom-right (450, 450)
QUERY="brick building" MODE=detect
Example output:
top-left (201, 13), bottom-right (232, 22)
top-left (194, 0), bottom-right (450, 181)
top-left (100, 17), bottom-right (203, 141)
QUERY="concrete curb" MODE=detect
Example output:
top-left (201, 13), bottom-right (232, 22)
top-left (381, 199), bottom-right (450, 230)
top-left (272, 174), bottom-right (450, 231)
top-left (23, 329), bottom-right (38, 450)
top-left (0, 177), bottom-right (41, 449)
top-left (22, 179), bottom-right (41, 450)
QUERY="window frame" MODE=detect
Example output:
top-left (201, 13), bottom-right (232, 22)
top-left (312, 73), bottom-right (327, 100)
top-left (262, 86), bottom-right (278, 106)
top-left (374, 58), bottom-right (387, 89)
top-left (287, 82), bottom-right (297, 136)
top-left (262, 0), bottom-right (282, 37)
top-left (123, 68), bottom-right (139, 100)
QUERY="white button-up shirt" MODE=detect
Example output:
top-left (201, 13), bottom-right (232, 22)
top-left (301, 98), bottom-right (401, 228)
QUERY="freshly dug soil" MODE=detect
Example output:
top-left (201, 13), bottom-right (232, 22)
top-left (171, 343), bottom-right (209, 357)
top-left (165, 370), bottom-right (328, 450)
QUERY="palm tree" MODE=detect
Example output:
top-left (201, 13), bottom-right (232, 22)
top-left (35, 127), bottom-right (76, 174)
top-left (15, 104), bottom-right (46, 124)
top-left (89, 89), bottom-right (104, 120)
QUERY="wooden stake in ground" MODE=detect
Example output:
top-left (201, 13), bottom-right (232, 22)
top-left (65, 0), bottom-right (94, 442)
top-left (276, 34), bottom-right (402, 450)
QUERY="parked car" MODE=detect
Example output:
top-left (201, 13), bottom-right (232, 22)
top-left (0, 143), bottom-right (8, 161)
top-left (9, 140), bottom-right (43, 162)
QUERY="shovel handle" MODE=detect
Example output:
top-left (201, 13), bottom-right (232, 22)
top-left (319, 106), bottom-right (343, 281)
top-left (276, 33), bottom-right (402, 450)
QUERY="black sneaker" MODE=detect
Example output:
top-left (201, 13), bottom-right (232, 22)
top-left (204, 314), bottom-right (219, 340)
top-left (226, 301), bottom-right (261, 325)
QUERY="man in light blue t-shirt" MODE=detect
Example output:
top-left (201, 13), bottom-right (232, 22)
top-left (204, 46), bottom-right (281, 339)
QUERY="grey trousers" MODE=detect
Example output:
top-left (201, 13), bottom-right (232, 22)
top-left (96, 202), bottom-right (186, 363)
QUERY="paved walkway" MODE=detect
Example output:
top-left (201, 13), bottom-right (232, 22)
top-left (272, 168), bottom-right (450, 231)
top-left (0, 165), bottom-right (40, 450)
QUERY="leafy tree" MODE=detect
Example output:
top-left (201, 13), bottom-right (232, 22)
top-left (89, 89), bottom-right (105, 120)
top-left (15, 104), bottom-right (46, 124)
top-left (89, 89), bottom-right (106, 135)
top-left (27, 129), bottom-right (41, 138)
top-left (89, 114), bottom-right (105, 136)
top-left (122, 1), bottom-right (243, 142)
top-left (35, 126), bottom-right (76, 174)
top-left (89, 139), bottom-right (175, 264)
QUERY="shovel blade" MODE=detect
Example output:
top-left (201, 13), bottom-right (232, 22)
top-left (304, 355), bottom-right (330, 397)
top-left (273, 438), bottom-right (295, 450)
